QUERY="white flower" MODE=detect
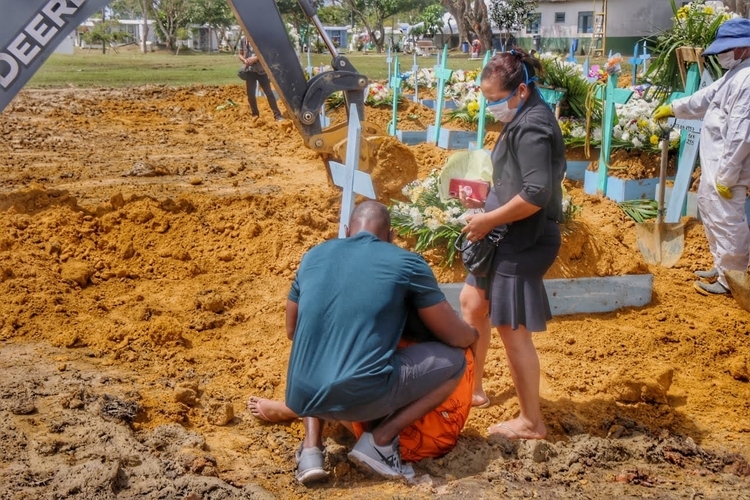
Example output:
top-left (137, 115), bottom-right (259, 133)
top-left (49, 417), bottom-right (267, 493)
top-left (632, 137), bottom-right (643, 148)
top-left (621, 131), bottom-right (630, 142)
top-left (409, 207), bottom-right (423, 227)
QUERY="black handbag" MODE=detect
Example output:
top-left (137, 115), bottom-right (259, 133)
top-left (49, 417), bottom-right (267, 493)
top-left (454, 226), bottom-right (507, 277)
top-left (237, 67), bottom-right (252, 81)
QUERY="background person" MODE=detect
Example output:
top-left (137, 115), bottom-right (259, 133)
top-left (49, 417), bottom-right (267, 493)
top-left (458, 48), bottom-right (566, 440)
top-left (653, 18), bottom-right (750, 295)
top-left (238, 35), bottom-right (283, 121)
top-left (283, 201), bottom-right (478, 483)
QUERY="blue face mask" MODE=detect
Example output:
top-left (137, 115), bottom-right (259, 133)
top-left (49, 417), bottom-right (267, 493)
top-left (486, 86), bottom-right (521, 123)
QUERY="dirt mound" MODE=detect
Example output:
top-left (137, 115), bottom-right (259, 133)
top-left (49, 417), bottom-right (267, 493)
top-left (1, 85), bottom-right (749, 499)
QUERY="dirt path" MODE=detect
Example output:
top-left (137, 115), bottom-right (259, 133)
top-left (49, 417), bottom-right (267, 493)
top-left (0, 86), bottom-right (748, 499)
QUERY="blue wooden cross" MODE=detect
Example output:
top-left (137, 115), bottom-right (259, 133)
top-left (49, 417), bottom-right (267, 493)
top-left (567, 43), bottom-right (577, 63)
top-left (664, 68), bottom-right (714, 223)
top-left (628, 43), bottom-right (643, 85)
top-left (329, 104), bottom-right (376, 238)
top-left (429, 45), bottom-right (453, 145)
top-left (595, 74), bottom-right (634, 194)
top-left (475, 50), bottom-right (492, 149)
top-left (641, 41), bottom-right (651, 74)
top-left (388, 56), bottom-right (401, 136)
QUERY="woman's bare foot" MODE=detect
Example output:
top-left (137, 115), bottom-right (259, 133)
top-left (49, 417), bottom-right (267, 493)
top-left (487, 417), bottom-right (546, 440)
top-left (247, 397), bottom-right (297, 423)
top-left (471, 391), bottom-right (491, 408)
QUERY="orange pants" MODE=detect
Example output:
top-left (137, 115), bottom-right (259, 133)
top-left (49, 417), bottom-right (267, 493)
top-left (352, 341), bottom-right (474, 462)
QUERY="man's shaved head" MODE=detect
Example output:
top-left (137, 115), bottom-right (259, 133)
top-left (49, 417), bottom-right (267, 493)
top-left (349, 201), bottom-right (391, 241)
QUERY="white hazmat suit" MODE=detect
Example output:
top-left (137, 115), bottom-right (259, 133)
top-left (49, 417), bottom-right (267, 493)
top-left (672, 58), bottom-right (750, 290)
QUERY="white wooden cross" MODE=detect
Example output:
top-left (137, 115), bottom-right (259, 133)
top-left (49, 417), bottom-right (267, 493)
top-left (329, 104), bottom-right (376, 238)
top-left (664, 69), bottom-right (714, 223)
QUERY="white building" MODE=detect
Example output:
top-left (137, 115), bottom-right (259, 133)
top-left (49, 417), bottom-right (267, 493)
top-left (515, 0), bottom-right (674, 55)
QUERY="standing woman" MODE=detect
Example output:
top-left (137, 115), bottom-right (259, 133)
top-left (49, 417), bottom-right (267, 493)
top-left (459, 48), bottom-right (565, 439)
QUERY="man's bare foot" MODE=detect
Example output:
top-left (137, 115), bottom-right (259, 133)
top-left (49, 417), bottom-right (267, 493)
top-left (471, 391), bottom-right (491, 408)
top-left (488, 417), bottom-right (546, 440)
top-left (247, 397), bottom-right (297, 423)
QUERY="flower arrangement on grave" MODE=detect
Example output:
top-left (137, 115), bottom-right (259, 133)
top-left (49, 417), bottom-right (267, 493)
top-left (646, 0), bottom-right (738, 92)
top-left (558, 117), bottom-right (600, 148)
top-left (390, 170), bottom-right (580, 266)
top-left (390, 171), bottom-right (465, 265)
top-left (303, 64), bottom-right (333, 80)
top-left (538, 53), bottom-right (593, 118)
top-left (611, 95), bottom-right (682, 153)
top-left (445, 84), bottom-right (497, 125)
top-left (324, 83), bottom-right (400, 109)
top-left (401, 68), bottom-right (436, 90)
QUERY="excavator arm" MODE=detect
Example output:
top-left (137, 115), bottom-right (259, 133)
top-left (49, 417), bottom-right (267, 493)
top-left (1, 0), bottom-right (381, 172)
top-left (227, 0), bottom-right (381, 170)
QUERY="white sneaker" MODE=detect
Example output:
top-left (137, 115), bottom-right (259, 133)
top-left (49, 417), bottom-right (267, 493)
top-left (347, 432), bottom-right (415, 479)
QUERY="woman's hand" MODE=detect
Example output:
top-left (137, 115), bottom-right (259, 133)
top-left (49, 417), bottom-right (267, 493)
top-left (458, 188), bottom-right (485, 209)
top-left (461, 212), bottom-right (496, 242)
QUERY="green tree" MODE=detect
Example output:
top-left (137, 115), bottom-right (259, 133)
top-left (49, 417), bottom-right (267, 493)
top-left (191, 0), bottom-right (234, 51)
top-left (81, 19), bottom-right (129, 52)
top-left (340, 0), bottom-right (422, 53)
top-left (277, 0), bottom-right (323, 52)
top-left (151, 0), bottom-right (194, 51)
top-left (318, 5), bottom-right (350, 26)
top-left (417, 3), bottom-right (445, 38)
top-left (111, 0), bottom-right (152, 53)
top-left (489, 0), bottom-right (539, 49)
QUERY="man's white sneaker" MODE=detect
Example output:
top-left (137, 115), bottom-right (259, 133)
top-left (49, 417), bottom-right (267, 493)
top-left (347, 432), bottom-right (415, 479)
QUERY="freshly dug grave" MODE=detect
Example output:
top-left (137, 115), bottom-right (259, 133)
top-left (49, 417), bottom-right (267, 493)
top-left (0, 86), bottom-right (748, 499)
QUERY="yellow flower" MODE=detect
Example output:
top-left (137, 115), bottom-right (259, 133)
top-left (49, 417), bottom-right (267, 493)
top-left (467, 100), bottom-right (479, 116)
top-left (424, 206), bottom-right (447, 224)
top-left (637, 119), bottom-right (648, 129)
top-left (650, 134), bottom-right (659, 145)
top-left (410, 186), bottom-right (424, 203)
top-left (704, 6), bottom-right (714, 15)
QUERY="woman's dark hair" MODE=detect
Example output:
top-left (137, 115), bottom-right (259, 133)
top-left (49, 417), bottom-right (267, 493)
top-left (480, 47), bottom-right (543, 91)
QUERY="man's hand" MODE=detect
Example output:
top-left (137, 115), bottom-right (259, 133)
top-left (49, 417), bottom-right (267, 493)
top-left (716, 182), bottom-right (733, 199)
top-left (461, 212), bottom-right (496, 243)
top-left (653, 104), bottom-right (674, 121)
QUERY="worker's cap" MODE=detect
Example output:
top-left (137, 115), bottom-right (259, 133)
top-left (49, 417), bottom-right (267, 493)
top-left (703, 18), bottom-right (750, 56)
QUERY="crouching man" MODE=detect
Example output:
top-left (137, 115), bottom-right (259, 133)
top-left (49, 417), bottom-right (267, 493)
top-left (285, 201), bottom-right (478, 483)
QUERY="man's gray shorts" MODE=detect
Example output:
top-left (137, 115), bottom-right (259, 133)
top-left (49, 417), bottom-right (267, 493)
top-left (319, 342), bottom-right (466, 423)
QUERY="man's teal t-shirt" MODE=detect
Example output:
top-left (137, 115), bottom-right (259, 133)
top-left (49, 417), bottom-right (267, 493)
top-left (284, 232), bottom-right (446, 417)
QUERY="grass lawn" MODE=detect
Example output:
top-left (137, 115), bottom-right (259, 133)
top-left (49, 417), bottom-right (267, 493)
top-left (29, 46), bottom-right (632, 89)
top-left (28, 47), bottom-right (489, 88)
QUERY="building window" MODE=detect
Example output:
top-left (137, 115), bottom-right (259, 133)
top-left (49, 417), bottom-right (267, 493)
top-left (555, 12), bottom-right (565, 23)
top-left (578, 11), bottom-right (593, 33)
top-left (527, 13), bottom-right (541, 34)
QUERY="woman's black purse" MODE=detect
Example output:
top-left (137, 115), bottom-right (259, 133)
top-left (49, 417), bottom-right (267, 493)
top-left (454, 226), bottom-right (507, 277)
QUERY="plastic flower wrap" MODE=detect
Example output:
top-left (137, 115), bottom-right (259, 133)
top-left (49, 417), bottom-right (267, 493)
top-left (390, 170), bottom-right (464, 265)
top-left (605, 53), bottom-right (622, 76)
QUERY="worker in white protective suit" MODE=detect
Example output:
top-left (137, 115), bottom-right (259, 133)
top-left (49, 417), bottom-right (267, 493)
top-left (654, 18), bottom-right (750, 295)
